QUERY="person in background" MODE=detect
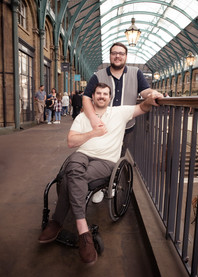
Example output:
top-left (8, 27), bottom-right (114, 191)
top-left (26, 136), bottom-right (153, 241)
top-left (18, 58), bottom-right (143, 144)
top-left (54, 93), bottom-right (62, 124)
top-left (61, 92), bottom-right (69, 116)
top-left (51, 88), bottom-right (57, 122)
top-left (72, 90), bottom-right (82, 120)
top-left (46, 95), bottom-right (54, 124)
top-left (35, 85), bottom-right (46, 124)
top-left (83, 42), bottom-right (163, 203)
top-left (69, 91), bottom-right (75, 116)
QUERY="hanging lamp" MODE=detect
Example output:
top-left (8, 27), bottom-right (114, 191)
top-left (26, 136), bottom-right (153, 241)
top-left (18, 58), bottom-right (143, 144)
top-left (125, 17), bottom-right (141, 46)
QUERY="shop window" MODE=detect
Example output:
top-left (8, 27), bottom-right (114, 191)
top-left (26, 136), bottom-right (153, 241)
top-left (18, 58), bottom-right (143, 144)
top-left (18, 0), bottom-right (27, 29)
top-left (195, 73), bottom-right (198, 82)
top-left (19, 51), bottom-right (34, 122)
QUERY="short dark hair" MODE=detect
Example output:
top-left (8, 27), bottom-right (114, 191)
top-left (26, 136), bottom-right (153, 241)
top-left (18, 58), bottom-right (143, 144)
top-left (110, 42), bottom-right (128, 55)
top-left (51, 88), bottom-right (57, 93)
top-left (93, 83), bottom-right (111, 96)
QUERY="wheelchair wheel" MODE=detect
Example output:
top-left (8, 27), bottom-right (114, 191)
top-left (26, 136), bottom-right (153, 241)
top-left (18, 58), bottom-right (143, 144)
top-left (108, 158), bottom-right (133, 222)
top-left (93, 233), bottom-right (104, 255)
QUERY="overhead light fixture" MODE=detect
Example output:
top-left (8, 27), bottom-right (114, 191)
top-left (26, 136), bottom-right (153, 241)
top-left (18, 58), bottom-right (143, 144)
top-left (186, 51), bottom-right (196, 67)
top-left (154, 72), bottom-right (160, 80)
top-left (125, 18), bottom-right (141, 47)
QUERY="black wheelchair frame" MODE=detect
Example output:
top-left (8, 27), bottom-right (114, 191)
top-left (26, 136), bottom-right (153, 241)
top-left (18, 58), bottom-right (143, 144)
top-left (41, 157), bottom-right (133, 254)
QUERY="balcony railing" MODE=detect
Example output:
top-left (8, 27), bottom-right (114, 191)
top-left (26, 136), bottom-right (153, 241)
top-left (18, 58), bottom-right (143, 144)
top-left (129, 97), bottom-right (198, 277)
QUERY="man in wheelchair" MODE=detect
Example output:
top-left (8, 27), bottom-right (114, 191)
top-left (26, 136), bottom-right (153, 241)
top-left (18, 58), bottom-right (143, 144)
top-left (38, 82), bottom-right (162, 265)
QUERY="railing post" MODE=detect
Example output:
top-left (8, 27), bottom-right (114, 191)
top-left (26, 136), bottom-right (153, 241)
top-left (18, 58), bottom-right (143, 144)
top-left (182, 108), bottom-right (198, 263)
top-left (175, 108), bottom-right (189, 243)
top-left (166, 107), bottom-right (182, 238)
top-left (164, 106), bottom-right (174, 225)
top-left (191, 179), bottom-right (198, 277)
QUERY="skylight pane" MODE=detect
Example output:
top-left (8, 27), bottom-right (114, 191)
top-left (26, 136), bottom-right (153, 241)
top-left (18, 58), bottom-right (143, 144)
top-left (174, 0), bottom-right (198, 19)
top-left (100, 0), bottom-right (198, 64)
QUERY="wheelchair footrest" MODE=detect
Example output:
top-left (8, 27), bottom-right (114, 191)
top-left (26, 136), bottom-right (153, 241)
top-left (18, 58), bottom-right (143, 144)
top-left (56, 229), bottom-right (78, 248)
top-left (89, 224), bottom-right (99, 234)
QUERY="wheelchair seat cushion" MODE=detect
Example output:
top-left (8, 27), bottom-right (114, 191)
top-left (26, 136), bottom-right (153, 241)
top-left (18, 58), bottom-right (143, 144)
top-left (88, 177), bottom-right (110, 191)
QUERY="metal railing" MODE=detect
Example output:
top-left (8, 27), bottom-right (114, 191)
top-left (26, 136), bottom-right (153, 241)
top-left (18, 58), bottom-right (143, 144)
top-left (129, 97), bottom-right (198, 277)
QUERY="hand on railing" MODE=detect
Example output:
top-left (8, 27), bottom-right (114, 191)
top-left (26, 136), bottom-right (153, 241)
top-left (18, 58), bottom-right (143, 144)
top-left (139, 93), bottom-right (163, 112)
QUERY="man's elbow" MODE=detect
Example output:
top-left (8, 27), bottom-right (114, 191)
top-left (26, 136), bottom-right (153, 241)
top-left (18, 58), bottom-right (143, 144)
top-left (67, 135), bottom-right (73, 148)
top-left (68, 144), bottom-right (73, 148)
top-left (67, 139), bottom-right (74, 148)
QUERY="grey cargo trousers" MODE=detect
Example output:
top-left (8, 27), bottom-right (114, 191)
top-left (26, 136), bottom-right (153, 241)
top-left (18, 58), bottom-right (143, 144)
top-left (52, 152), bottom-right (115, 225)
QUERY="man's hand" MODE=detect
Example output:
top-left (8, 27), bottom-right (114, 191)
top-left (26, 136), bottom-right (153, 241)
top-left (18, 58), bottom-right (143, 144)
top-left (67, 124), bottom-right (107, 148)
top-left (92, 123), bottom-right (107, 137)
top-left (146, 91), bottom-right (163, 106)
top-left (147, 90), bottom-right (164, 100)
top-left (140, 88), bottom-right (164, 99)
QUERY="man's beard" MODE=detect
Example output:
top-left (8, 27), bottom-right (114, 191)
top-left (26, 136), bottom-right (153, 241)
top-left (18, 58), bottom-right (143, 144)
top-left (110, 62), bottom-right (125, 70)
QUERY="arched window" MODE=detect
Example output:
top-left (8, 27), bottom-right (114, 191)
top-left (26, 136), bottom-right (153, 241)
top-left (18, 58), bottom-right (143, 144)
top-left (44, 28), bottom-right (48, 49)
top-left (18, 0), bottom-right (27, 29)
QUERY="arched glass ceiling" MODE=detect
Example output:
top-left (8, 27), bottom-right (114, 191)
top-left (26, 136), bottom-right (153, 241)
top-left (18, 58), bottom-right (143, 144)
top-left (100, 0), bottom-right (198, 64)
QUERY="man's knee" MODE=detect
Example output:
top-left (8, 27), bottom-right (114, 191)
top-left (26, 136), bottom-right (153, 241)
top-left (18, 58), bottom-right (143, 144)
top-left (66, 152), bottom-right (88, 176)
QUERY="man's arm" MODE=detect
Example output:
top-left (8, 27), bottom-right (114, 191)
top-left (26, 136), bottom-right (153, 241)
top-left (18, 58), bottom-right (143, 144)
top-left (34, 92), bottom-right (38, 101)
top-left (83, 74), bottom-right (102, 128)
top-left (133, 94), bottom-right (160, 118)
top-left (67, 124), bottom-right (107, 148)
top-left (82, 96), bottom-right (103, 128)
top-left (140, 88), bottom-right (163, 99)
top-left (137, 70), bottom-right (163, 99)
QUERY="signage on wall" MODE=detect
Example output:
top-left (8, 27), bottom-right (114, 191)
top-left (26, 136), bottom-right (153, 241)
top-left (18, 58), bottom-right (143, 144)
top-left (61, 62), bottom-right (70, 72)
top-left (75, 74), bottom-right (81, 81)
top-left (80, 81), bottom-right (87, 87)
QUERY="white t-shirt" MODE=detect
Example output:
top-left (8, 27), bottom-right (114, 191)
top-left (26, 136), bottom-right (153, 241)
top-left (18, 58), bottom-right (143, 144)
top-left (70, 106), bottom-right (135, 163)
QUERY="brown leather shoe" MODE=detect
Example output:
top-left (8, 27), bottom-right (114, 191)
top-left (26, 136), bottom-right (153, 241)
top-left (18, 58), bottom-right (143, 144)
top-left (38, 220), bottom-right (62, 243)
top-left (79, 231), bottom-right (97, 264)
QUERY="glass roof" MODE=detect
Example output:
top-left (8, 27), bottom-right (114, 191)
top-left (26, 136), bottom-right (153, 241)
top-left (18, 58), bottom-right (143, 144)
top-left (100, 0), bottom-right (198, 64)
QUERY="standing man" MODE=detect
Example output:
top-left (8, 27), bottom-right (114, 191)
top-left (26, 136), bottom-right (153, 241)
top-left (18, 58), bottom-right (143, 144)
top-left (35, 85), bottom-right (46, 124)
top-left (83, 42), bottom-right (163, 202)
top-left (72, 90), bottom-right (82, 119)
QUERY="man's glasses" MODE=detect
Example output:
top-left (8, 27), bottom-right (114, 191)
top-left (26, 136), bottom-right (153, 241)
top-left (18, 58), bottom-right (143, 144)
top-left (110, 51), bottom-right (126, 56)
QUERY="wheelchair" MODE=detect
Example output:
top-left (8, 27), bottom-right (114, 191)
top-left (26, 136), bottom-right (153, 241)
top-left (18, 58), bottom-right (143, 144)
top-left (41, 156), bottom-right (133, 255)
